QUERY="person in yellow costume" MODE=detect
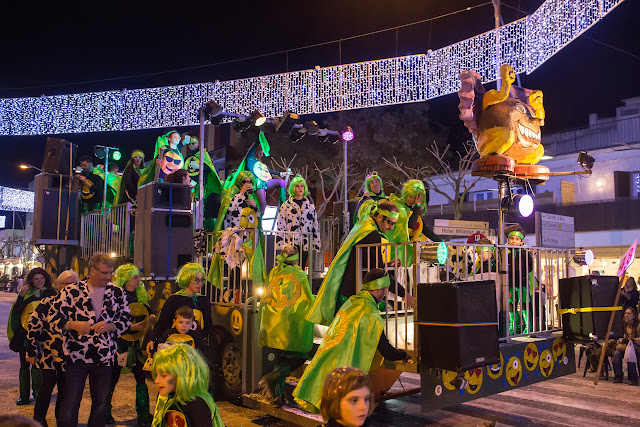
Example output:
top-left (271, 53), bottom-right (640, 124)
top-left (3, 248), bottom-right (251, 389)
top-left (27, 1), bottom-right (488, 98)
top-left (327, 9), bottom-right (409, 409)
top-left (255, 245), bottom-right (315, 406)
top-left (387, 179), bottom-right (441, 266)
top-left (293, 268), bottom-right (410, 414)
top-left (305, 201), bottom-right (412, 327)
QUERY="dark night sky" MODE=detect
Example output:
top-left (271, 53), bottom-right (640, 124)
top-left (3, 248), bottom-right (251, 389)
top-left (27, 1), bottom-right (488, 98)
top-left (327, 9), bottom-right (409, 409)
top-left (1, 0), bottom-right (639, 189)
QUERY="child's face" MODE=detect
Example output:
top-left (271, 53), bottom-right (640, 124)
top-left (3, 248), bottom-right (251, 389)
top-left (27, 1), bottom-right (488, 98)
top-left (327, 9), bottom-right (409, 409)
top-left (339, 387), bottom-right (371, 427)
top-left (482, 249), bottom-right (492, 261)
top-left (508, 235), bottom-right (523, 246)
top-left (175, 315), bottom-right (193, 334)
top-left (155, 371), bottom-right (176, 396)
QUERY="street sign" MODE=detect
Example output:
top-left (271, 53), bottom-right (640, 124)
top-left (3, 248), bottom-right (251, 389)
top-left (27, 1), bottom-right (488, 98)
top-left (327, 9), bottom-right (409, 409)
top-left (467, 232), bottom-right (487, 244)
top-left (535, 212), bottom-right (575, 249)
top-left (433, 219), bottom-right (489, 237)
top-left (617, 239), bottom-right (637, 278)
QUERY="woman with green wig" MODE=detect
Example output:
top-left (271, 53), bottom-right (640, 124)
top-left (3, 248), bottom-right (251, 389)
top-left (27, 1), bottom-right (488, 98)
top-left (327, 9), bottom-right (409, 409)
top-left (355, 171), bottom-right (387, 223)
top-left (146, 263), bottom-right (212, 355)
top-left (215, 170), bottom-right (260, 232)
top-left (106, 264), bottom-right (154, 426)
top-left (275, 175), bottom-right (320, 267)
top-left (152, 344), bottom-right (224, 427)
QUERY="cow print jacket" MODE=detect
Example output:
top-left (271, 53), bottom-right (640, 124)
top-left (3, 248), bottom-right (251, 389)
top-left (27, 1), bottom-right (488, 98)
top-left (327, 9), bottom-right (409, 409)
top-left (51, 281), bottom-right (131, 365)
top-left (276, 196), bottom-right (321, 251)
top-left (224, 193), bottom-right (249, 229)
top-left (26, 295), bottom-right (64, 370)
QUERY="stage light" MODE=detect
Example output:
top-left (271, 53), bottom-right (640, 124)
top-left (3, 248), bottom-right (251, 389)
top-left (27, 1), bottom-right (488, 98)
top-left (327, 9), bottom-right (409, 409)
top-left (203, 101), bottom-right (223, 119)
top-left (110, 150), bottom-right (121, 161)
top-left (420, 241), bottom-right (448, 265)
top-left (287, 127), bottom-right (305, 143)
top-left (249, 110), bottom-right (267, 127)
top-left (577, 151), bottom-right (595, 173)
top-left (500, 194), bottom-right (534, 217)
top-left (94, 146), bottom-right (106, 159)
top-left (275, 111), bottom-right (299, 134)
top-left (303, 121), bottom-right (320, 136)
top-left (573, 250), bottom-right (594, 266)
top-left (341, 126), bottom-right (354, 141)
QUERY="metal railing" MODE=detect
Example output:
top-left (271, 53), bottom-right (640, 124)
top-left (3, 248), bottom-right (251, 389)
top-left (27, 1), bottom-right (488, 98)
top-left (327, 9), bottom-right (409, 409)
top-left (315, 218), bottom-right (341, 277)
top-left (80, 203), bottom-right (132, 258)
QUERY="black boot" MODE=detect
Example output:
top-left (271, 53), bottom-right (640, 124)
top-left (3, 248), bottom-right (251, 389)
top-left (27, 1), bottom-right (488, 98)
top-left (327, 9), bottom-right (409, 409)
top-left (16, 369), bottom-right (31, 405)
top-left (136, 384), bottom-right (153, 427)
top-left (31, 367), bottom-right (42, 401)
top-left (105, 384), bottom-right (116, 424)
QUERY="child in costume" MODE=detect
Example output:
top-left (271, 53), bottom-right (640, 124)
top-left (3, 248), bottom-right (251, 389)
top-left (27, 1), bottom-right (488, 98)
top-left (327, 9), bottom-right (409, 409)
top-left (294, 269), bottom-right (409, 413)
top-left (154, 306), bottom-right (207, 354)
top-left (320, 367), bottom-right (373, 427)
top-left (152, 344), bottom-right (224, 427)
top-left (182, 136), bottom-right (222, 230)
top-left (147, 263), bottom-right (212, 355)
top-left (354, 171), bottom-right (387, 224)
top-left (255, 245), bottom-right (314, 405)
top-left (9, 268), bottom-right (56, 405)
top-left (106, 264), bottom-right (154, 426)
top-left (26, 269), bottom-right (78, 427)
top-left (504, 224), bottom-right (535, 335)
top-left (275, 175), bottom-right (321, 267)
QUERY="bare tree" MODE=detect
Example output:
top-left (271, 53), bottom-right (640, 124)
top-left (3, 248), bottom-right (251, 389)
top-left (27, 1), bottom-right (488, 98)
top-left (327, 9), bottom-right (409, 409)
top-left (423, 140), bottom-right (481, 220)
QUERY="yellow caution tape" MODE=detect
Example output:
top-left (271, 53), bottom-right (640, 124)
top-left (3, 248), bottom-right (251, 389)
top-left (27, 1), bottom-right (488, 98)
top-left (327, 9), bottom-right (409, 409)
top-left (558, 306), bottom-right (622, 315)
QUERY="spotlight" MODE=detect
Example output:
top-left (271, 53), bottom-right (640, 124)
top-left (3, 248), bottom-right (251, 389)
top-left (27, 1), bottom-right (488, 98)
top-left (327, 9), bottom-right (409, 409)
top-left (500, 194), bottom-right (534, 217)
top-left (288, 127), bottom-right (305, 143)
top-left (275, 111), bottom-right (299, 134)
top-left (341, 126), bottom-right (354, 141)
top-left (203, 101), bottom-right (223, 119)
top-left (110, 150), bottom-right (121, 161)
top-left (248, 110), bottom-right (267, 127)
top-left (577, 151), bottom-right (595, 173)
top-left (94, 146), bottom-right (106, 159)
top-left (303, 121), bottom-right (320, 136)
top-left (573, 250), bottom-right (594, 266)
top-left (420, 242), bottom-right (448, 265)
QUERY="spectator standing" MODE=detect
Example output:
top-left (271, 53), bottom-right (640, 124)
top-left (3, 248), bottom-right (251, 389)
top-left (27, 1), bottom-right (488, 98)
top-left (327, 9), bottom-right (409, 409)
top-left (52, 253), bottom-right (131, 427)
top-left (27, 269), bottom-right (78, 427)
top-left (8, 268), bottom-right (56, 405)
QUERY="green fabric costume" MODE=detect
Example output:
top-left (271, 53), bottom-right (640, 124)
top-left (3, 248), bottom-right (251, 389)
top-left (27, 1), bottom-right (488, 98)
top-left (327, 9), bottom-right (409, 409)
top-left (305, 217), bottom-right (379, 326)
top-left (259, 259), bottom-right (315, 353)
top-left (138, 132), bottom-right (184, 186)
top-left (293, 290), bottom-right (385, 414)
top-left (183, 143), bottom-right (222, 199)
top-left (385, 180), bottom-right (427, 267)
top-left (207, 171), bottom-right (266, 288)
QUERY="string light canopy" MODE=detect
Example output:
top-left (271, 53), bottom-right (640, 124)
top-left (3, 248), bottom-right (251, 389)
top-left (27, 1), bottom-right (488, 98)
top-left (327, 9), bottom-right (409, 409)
top-left (0, 0), bottom-right (624, 136)
top-left (0, 186), bottom-right (34, 212)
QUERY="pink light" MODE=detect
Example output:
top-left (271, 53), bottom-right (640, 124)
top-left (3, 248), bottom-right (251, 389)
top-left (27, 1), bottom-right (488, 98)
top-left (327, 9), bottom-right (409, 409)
top-left (341, 126), bottom-right (354, 142)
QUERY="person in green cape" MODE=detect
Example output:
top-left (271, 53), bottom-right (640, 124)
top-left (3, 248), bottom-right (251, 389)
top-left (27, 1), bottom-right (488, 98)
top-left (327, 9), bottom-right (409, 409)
top-left (182, 136), bottom-right (222, 231)
top-left (305, 201), bottom-right (412, 327)
top-left (116, 149), bottom-right (145, 205)
top-left (386, 179), bottom-right (442, 267)
top-left (152, 344), bottom-right (224, 427)
top-left (106, 264), bottom-right (154, 427)
top-left (146, 264), bottom-right (212, 355)
top-left (138, 130), bottom-right (185, 186)
top-left (293, 269), bottom-right (410, 414)
top-left (354, 171), bottom-right (387, 224)
top-left (8, 268), bottom-right (56, 405)
top-left (255, 245), bottom-right (315, 406)
top-left (208, 171), bottom-right (266, 289)
top-left (95, 162), bottom-right (121, 209)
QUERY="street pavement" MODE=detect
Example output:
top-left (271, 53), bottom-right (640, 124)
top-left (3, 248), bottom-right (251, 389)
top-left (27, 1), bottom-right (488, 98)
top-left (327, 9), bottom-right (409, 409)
top-left (3, 290), bottom-right (640, 426)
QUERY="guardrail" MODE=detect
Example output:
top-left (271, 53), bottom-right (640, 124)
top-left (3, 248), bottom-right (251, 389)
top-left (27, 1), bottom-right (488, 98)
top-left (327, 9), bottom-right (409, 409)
top-left (80, 203), bottom-right (132, 258)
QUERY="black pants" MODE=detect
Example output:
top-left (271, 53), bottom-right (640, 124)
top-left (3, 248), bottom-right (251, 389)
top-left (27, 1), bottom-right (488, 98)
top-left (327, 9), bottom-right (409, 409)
top-left (111, 354), bottom-right (146, 387)
top-left (34, 365), bottom-right (65, 425)
top-left (58, 361), bottom-right (112, 427)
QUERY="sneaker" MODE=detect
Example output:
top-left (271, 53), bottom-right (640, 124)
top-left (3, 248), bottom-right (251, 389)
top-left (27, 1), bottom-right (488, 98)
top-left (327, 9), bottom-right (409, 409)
top-left (613, 376), bottom-right (623, 383)
top-left (15, 397), bottom-right (31, 405)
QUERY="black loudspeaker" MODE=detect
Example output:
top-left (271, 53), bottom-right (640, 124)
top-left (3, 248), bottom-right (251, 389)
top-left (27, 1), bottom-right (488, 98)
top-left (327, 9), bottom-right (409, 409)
top-left (32, 174), bottom-right (80, 244)
top-left (41, 138), bottom-right (78, 175)
top-left (136, 182), bottom-right (191, 211)
top-left (417, 280), bottom-right (500, 372)
top-left (134, 208), bottom-right (193, 278)
top-left (559, 275), bottom-right (623, 342)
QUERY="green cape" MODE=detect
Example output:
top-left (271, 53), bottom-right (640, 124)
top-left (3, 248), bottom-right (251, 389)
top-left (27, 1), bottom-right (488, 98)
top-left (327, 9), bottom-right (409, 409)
top-left (385, 193), bottom-right (414, 266)
top-left (259, 263), bottom-right (315, 353)
top-left (138, 135), bottom-right (184, 187)
top-left (114, 164), bottom-right (141, 206)
top-left (183, 149), bottom-right (222, 199)
top-left (293, 291), bottom-right (384, 413)
top-left (305, 217), bottom-right (378, 326)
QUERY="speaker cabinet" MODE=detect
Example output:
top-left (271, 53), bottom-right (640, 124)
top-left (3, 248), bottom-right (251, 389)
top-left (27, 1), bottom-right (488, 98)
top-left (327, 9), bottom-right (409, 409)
top-left (41, 138), bottom-right (78, 175)
top-left (417, 280), bottom-right (500, 372)
top-left (134, 208), bottom-right (193, 278)
top-left (32, 174), bottom-right (80, 244)
top-left (559, 275), bottom-right (623, 342)
top-left (136, 182), bottom-right (192, 211)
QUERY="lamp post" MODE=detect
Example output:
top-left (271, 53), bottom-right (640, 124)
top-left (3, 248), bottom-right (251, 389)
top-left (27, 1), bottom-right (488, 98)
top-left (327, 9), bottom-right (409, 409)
top-left (19, 164), bottom-right (42, 172)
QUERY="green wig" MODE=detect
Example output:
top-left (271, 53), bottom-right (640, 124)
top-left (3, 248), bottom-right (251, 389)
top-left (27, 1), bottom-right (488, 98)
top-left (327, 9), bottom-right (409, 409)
top-left (234, 170), bottom-right (255, 190)
top-left (401, 179), bottom-right (427, 208)
top-left (288, 175), bottom-right (309, 198)
top-left (113, 264), bottom-right (149, 305)
top-left (152, 344), bottom-right (216, 425)
top-left (365, 171), bottom-right (385, 196)
top-left (176, 263), bottom-right (205, 289)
